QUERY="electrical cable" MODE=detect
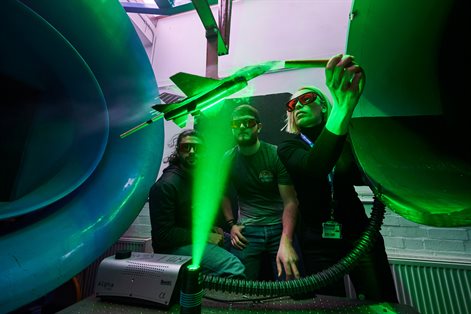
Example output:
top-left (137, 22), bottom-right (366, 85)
top-left (203, 294), bottom-right (291, 304)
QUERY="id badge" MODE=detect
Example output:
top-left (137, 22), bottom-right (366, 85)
top-left (322, 221), bottom-right (342, 239)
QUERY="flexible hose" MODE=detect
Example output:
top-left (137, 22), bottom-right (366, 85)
top-left (203, 196), bottom-right (386, 296)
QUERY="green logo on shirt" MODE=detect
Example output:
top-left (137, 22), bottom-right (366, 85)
top-left (259, 170), bottom-right (274, 183)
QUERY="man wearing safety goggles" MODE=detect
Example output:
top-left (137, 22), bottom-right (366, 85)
top-left (222, 104), bottom-right (300, 281)
top-left (277, 54), bottom-right (397, 302)
top-left (149, 129), bottom-right (245, 278)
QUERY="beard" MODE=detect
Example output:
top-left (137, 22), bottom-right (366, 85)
top-left (180, 155), bottom-right (197, 170)
top-left (237, 132), bottom-right (258, 146)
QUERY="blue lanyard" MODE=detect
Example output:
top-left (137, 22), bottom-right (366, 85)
top-left (300, 133), bottom-right (314, 148)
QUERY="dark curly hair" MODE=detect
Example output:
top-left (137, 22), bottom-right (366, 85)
top-left (165, 129), bottom-right (202, 165)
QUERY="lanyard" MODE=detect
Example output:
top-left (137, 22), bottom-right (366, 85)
top-left (300, 133), bottom-right (336, 221)
top-left (300, 133), bottom-right (314, 148)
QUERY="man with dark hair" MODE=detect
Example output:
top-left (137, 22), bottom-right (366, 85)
top-left (149, 129), bottom-right (245, 277)
top-left (222, 105), bottom-right (300, 280)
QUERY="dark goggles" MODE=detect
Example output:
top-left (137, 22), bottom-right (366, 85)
top-left (179, 143), bottom-right (202, 153)
top-left (231, 118), bottom-right (258, 129)
top-left (286, 92), bottom-right (319, 112)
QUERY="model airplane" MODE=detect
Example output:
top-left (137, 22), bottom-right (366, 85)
top-left (120, 59), bottom-right (328, 138)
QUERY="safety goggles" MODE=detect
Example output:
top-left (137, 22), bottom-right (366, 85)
top-left (286, 92), bottom-right (320, 112)
top-left (179, 142), bottom-right (202, 153)
top-left (231, 118), bottom-right (258, 129)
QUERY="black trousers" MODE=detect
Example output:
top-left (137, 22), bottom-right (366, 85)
top-left (300, 228), bottom-right (399, 303)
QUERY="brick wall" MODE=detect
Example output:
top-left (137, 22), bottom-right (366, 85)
top-left (124, 187), bottom-right (471, 263)
top-left (122, 202), bottom-right (151, 239)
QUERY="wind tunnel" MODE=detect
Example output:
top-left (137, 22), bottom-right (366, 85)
top-left (346, 0), bottom-right (471, 227)
top-left (1, 0), bottom-right (470, 312)
top-left (0, 0), bottom-right (163, 312)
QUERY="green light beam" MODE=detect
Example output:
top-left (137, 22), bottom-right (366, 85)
top-left (192, 111), bottom-right (233, 266)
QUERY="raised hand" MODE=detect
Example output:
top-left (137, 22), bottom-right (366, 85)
top-left (325, 53), bottom-right (366, 135)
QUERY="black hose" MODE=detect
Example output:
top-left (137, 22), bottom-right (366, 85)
top-left (203, 196), bottom-right (386, 296)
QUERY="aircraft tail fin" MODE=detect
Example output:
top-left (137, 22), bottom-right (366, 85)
top-left (170, 72), bottom-right (221, 97)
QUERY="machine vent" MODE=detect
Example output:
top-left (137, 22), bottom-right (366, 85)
top-left (122, 261), bottom-right (168, 277)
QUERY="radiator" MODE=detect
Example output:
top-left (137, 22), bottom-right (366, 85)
top-left (345, 258), bottom-right (471, 314)
top-left (76, 237), bottom-right (152, 299)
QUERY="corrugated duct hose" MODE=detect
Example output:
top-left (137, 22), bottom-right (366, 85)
top-left (203, 196), bottom-right (386, 296)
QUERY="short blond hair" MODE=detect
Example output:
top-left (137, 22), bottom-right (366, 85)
top-left (282, 86), bottom-right (331, 134)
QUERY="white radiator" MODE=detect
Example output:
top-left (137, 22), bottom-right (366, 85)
top-left (345, 258), bottom-right (471, 314)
